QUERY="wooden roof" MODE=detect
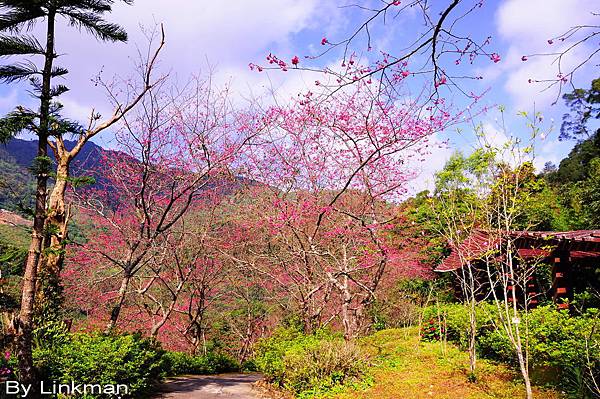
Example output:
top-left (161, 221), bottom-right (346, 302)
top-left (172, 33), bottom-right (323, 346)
top-left (436, 229), bottom-right (600, 272)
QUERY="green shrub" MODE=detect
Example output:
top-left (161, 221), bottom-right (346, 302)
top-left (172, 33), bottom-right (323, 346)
top-left (161, 351), bottom-right (239, 376)
top-left (423, 303), bottom-right (600, 396)
top-left (33, 325), bottom-right (164, 398)
top-left (161, 352), bottom-right (200, 375)
top-left (241, 358), bottom-right (257, 372)
top-left (421, 302), bottom-right (516, 362)
top-left (474, 306), bottom-right (600, 367)
top-left (207, 352), bottom-right (239, 374)
top-left (528, 306), bottom-right (599, 368)
top-left (527, 306), bottom-right (599, 397)
top-left (476, 328), bottom-right (514, 363)
top-left (421, 303), bottom-right (496, 349)
top-left (254, 327), bottom-right (369, 396)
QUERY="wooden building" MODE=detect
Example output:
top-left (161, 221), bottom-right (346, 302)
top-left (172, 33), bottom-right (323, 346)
top-left (436, 230), bottom-right (600, 308)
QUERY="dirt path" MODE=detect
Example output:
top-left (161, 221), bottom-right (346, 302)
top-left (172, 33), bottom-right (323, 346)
top-left (157, 373), bottom-right (264, 398)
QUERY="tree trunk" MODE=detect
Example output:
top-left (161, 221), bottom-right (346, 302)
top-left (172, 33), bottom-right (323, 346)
top-left (37, 159), bottom-right (70, 318)
top-left (105, 273), bottom-right (131, 334)
top-left (150, 317), bottom-right (165, 339)
top-left (516, 345), bottom-right (533, 399)
top-left (341, 274), bottom-right (355, 341)
top-left (201, 328), bottom-right (207, 356)
top-left (341, 299), bottom-right (352, 341)
top-left (16, 197), bottom-right (44, 393)
top-left (16, 9), bottom-right (56, 394)
top-left (150, 299), bottom-right (178, 339)
top-left (468, 307), bottom-right (477, 376)
top-left (469, 296), bottom-right (477, 378)
top-left (300, 299), bottom-right (314, 334)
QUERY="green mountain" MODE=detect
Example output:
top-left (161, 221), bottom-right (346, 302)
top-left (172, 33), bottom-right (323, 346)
top-left (0, 138), bottom-right (106, 214)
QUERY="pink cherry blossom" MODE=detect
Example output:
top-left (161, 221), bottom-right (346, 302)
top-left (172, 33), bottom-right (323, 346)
top-left (435, 75), bottom-right (447, 88)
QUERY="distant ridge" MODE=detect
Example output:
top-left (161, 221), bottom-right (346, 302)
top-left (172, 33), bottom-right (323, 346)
top-left (0, 138), bottom-right (256, 214)
top-left (0, 138), bottom-right (105, 171)
top-left (0, 138), bottom-right (108, 214)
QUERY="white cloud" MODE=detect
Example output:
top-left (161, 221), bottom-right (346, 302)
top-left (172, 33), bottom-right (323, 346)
top-left (492, 0), bottom-right (597, 110)
top-left (496, 0), bottom-right (595, 43)
top-left (478, 122), bottom-right (510, 149)
top-left (41, 1), bottom-right (339, 126)
top-left (408, 133), bottom-right (455, 195)
top-left (0, 89), bottom-right (18, 115)
top-left (533, 137), bottom-right (564, 171)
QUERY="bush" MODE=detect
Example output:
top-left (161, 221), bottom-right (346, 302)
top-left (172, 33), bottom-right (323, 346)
top-left (254, 327), bottom-right (369, 396)
top-left (420, 317), bottom-right (445, 341)
top-left (529, 306), bottom-right (599, 369)
top-left (161, 351), bottom-right (239, 376)
top-left (476, 328), bottom-right (514, 363)
top-left (421, 303), bottom-right (496, 349)
top-left (33, 324), bottom-right (164, 398)
top-left (474, 306), bottom-right (600, 367)
top-left (478, 305), bottom-right (600, 397)
top-left (422, 303), bottom-right (600, 396)
top-left (371, 278), bottom-right (454, 331)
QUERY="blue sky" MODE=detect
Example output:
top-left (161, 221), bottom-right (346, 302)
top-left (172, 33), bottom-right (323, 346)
top-left (0, 0), bottom-right (597, 191)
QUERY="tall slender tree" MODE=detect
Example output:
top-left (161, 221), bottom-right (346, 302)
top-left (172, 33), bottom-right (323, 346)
top-left (38, 24), bottom-right (164, 321)
top-left (0, 0), bottom-right (135, 390)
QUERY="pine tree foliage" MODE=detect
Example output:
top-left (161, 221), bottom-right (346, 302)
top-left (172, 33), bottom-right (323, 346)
top-left (0, 0), bottom-right (132, 143)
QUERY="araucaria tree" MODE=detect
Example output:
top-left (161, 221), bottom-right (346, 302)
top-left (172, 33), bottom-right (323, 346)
top-left (0, 0), bottom-right (140, 387)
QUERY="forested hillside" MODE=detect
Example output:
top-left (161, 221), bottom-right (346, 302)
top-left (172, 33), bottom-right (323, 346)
top-left (544, 78), bottom-right (600, 229)
top-left (0, 139), bottom-right (105, 213)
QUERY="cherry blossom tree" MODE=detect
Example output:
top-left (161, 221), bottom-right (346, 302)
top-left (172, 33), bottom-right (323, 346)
top-left (38, 24), bottom-right (166, 319)
top-left (65, 67), bottom-right (458, 347)
top-left (70, 74), bottom-right (255, 334)
top-left (523, 11), bottom-right (599, 102)
top-left (226, 79), bottom-right (457, 338)
top-left (141, 202), bottom-right (229, 350)
top-left (252, 1), bottom-right (497, 101)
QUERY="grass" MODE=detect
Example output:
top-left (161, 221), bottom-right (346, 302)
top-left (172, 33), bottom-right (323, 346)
top-left (330, 328), bottom-right (564, 399)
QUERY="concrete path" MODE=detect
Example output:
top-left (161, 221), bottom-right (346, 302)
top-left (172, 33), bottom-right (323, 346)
top-left (157, 373), bottom-right (264, 398)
